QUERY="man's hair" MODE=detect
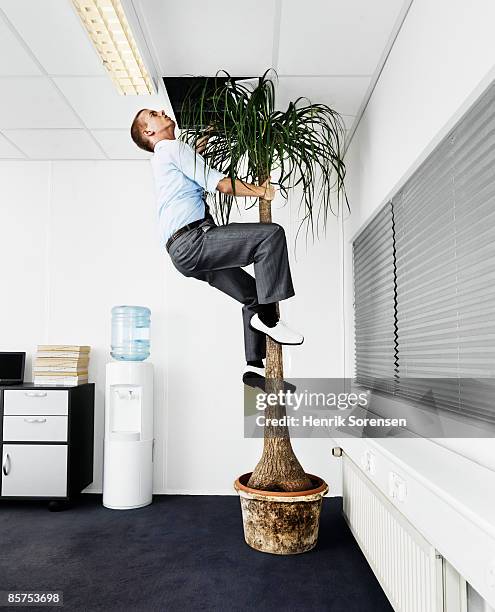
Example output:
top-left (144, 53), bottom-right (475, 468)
top-left (130, 109), bottom-right (154, 153)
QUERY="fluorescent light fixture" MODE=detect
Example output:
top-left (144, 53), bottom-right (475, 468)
top-left (72, 0), bottom-right (155, 95)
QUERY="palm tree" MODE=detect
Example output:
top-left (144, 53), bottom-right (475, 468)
top-left (179, 68), bottom-right (349, 492)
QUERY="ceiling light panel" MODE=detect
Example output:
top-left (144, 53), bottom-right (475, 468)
top-left (71, 0), bottom-right (155, 95)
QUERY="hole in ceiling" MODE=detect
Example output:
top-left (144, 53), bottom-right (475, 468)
top-left (163, 76), bottom-right (255, 129)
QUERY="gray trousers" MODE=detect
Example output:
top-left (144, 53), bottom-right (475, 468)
top-left (167, 218), bottom-right (295, 361)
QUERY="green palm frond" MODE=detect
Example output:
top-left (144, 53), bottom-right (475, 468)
top-left (179, 68), bottom-right (350, 244)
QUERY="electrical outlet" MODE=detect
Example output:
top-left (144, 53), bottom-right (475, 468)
top-left (361, 450), bottom-right (376, 475)
top-left (487, 561), bottom-right (495, 588)
top-left (388, 471), bottom-right (407, 502)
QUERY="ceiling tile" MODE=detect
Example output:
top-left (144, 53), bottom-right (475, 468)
top-left (0, 133), bottom-right (25, 158)
top-left (0, 0), bottom-right (105, 76)
top-left (137, 0), bottom-right (276, 76)
top-left (4, 129), bottom-right (106, 159)
top-left (0, 77), bottom-right (81, 128)
top-left (0, 16), bottom-right (41, 75)
top-left (277, 0), bottom-right (405, 75)
top-left (53, 76), bottom-right (165, 129)
top-left (276, 76), bottom-right (370, 118)
top-left (92, 130), bottom-right (152, 159)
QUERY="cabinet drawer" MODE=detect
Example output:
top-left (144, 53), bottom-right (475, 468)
top-left (3, 415), bottom-right (68, 442)
top-left (1, 444), bottom-right (67, 497)
top-left (3, 390), bottom-right (68, 416)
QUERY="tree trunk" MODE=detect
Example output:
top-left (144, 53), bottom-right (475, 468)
top-left (246, 189), bottom-right (312, 492)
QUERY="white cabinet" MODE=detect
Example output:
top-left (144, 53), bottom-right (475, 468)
top-left (2, 444), bottom-right (67, 497)
top-left (0, 383), bottom-right (95, 505)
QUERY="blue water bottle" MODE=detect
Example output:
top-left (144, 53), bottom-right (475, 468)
top-left (111, 305), bottom-right (151, 361)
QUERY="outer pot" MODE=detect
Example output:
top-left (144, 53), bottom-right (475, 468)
top-left (234, 473), bottom-right (329, 555)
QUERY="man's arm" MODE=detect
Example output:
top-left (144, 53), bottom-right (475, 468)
top-left (217, 177), bottom-right (275, 201)
top-left (174, 139), bottom-right (275, 200)
top-left (192, 127), bottom-right (275, 200)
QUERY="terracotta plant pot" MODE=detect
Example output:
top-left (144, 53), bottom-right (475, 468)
top-left (234, 473), bottom-right (329, 555)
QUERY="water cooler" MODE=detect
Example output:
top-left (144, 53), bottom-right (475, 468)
top-left (103, 306), bottom-right (154, 510)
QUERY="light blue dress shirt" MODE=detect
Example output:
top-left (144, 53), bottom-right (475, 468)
top-left (151, 138), bottom-right (226, 247)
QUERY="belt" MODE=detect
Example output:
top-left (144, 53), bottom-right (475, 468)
top-left (166, 218), bottom-right (207, 252)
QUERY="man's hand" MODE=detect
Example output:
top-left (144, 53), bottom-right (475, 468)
top-left (195, 125), bottom-right (215, 154)
top-left (195, 134), bottom-right (209, 154)
top-left (259, 177), bottom-right (275, 201)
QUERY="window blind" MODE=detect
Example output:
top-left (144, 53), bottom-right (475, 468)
top-left (353, 202), bottom-right (397, 393)
top-left (453, 83), bottom-right (495, 420)
top-left (393, 137), bottom-right (460, 410)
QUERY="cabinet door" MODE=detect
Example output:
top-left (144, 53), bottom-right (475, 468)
top-left (1, 444), bottom-right (67, 497)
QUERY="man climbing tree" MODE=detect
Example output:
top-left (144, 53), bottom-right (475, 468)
top-left (130, 108), bottom-right (304, 383)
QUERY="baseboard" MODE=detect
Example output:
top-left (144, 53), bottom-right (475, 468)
top-left (81, 489), bottom-right (342, 497)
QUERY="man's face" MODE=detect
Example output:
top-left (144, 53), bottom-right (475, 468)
top-left (142, 109), bottom-right (175, 137)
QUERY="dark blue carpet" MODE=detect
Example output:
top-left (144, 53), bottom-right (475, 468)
top-left (0, 495), bottom-right (392, 611)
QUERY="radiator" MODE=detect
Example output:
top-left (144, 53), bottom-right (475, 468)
top-left (342, 455), bottom-right (444, 612)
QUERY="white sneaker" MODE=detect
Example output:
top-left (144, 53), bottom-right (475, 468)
top-left (242, 362), bottom-right (298, 393)
top-left (242, 364), bottom-right (265, 390)
top-left (249, 314), bottom-right (304, 345)
top-left (242, 364), bottom-right (265, 378)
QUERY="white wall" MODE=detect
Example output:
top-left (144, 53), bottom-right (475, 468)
top-left (0, 159), bottom-right (342, 495)
top-left (0, 163), bottom-right (50, 359)
top-left (342, 0), bottom-right (495, 376)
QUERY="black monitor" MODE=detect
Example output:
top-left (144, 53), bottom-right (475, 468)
top-left (0, 352), bottom-right (25, 385)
